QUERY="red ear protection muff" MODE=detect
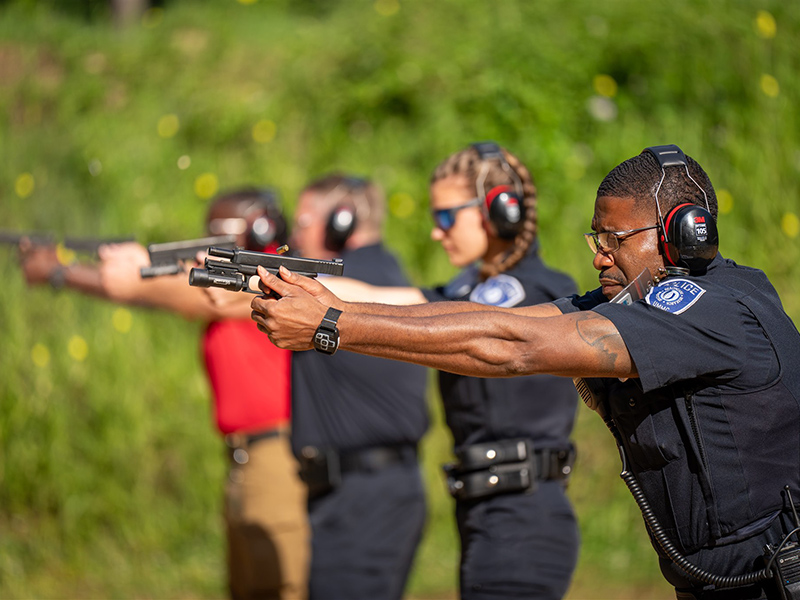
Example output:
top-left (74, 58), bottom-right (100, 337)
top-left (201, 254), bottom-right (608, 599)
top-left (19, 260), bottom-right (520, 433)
top-left (471, 141), bottom-right (526, 240)
top-left (644, 145), bottom-right (719, 273)
top-left (484, 184), bottom-right (524, 239)
top-left (661, 202), bottom-right (719, 271)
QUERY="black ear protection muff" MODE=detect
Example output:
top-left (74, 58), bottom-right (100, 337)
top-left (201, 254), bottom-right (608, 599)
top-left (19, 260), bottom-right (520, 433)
top-left (644, 145), bottom-right (719, 272)
top-left (247, 189), bottom-right (287, 250)
top-left (324, 177), bottom-right (368, 252)
top-left (471, 141), bottom-right (526, 240)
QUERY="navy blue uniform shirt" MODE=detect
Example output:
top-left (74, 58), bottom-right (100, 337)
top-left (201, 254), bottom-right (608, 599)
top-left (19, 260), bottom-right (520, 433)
top-left (555, 254), bottom-right (800, 555)
top-left (422, 249), bottom-right (579, 453)
top-left (291, 243), bottom-right (429, 456)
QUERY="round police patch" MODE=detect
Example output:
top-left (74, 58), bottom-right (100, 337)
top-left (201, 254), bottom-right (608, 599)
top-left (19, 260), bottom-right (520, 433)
top-left (645, 278), bottom-right (706, 314)
top-left (469, 274), bottom-right (526, 307)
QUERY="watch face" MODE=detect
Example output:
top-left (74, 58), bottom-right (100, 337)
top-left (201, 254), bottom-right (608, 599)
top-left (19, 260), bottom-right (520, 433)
top-left (314, 329), bottom-right (339, 355)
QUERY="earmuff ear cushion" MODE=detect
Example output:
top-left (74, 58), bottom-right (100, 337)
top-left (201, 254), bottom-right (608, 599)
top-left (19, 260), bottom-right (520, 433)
top-left (662, 203), bottom-right (719, 271)
top-left (247, 191), bottom-right (287, 250)
top-left (247, 215), bottom-right (276, 250)
top-left (485, 185), bottom-right (525, 240)
top-left (325, 205), bottom-right (357, 252)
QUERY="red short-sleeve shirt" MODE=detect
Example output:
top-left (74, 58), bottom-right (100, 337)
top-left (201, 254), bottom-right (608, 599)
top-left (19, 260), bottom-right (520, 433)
top-left (202, 319), bottom-right (291, 435)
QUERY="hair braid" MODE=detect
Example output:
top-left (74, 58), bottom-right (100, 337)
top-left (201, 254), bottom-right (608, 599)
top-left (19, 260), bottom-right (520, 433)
top-left (430, 145), bottom-right (538, 280)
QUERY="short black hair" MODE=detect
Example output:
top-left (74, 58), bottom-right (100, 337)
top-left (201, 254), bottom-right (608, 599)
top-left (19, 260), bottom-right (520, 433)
top-left (597, 150), bottom-right (718, 221)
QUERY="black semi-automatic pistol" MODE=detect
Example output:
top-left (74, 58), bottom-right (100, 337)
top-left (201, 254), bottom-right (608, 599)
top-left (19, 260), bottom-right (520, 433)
top-left (188, 246), bottom-right (344, 293)
top-left (140, 235), bottom-right (238, 278)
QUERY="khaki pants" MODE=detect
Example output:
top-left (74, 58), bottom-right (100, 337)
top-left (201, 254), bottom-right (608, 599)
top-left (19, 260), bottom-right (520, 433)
top-left (225, 432), bottom-right (310, 600)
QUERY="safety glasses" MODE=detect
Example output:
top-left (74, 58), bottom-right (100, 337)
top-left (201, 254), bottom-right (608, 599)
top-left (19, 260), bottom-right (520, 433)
top-left (584, 225), bottom-right (660, 254)
top-left (431, 197), bottom-right (482, 231)
top-left (208, 217), bottom-right (248, 236)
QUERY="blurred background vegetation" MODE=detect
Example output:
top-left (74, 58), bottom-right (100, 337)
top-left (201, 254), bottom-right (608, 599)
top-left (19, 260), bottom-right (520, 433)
top-left (0, 0), bottom-right (798, 598)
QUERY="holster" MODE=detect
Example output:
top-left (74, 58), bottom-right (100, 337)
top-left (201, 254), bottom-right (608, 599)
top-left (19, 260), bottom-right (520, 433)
top-left (443, 438), bottom-right (575, 501)
top-left (297, 444), bottom-right (417, 499)
top-left (297, 446), bottom-right (341, 499)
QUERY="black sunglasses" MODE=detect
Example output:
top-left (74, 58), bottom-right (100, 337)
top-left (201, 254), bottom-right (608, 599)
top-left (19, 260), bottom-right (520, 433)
top-left (431, 198), bottom-right (482, 231)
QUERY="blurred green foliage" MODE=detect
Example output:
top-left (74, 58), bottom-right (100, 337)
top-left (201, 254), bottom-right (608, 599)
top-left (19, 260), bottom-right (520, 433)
top-left (0, 0), bottom-right (798, 598)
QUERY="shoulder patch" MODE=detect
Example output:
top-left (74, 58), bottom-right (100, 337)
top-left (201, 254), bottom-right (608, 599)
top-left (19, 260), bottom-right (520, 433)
top-left (470, 274), bottom-right (526, 307)
top-left (645, 278), bottom-right (706, 314)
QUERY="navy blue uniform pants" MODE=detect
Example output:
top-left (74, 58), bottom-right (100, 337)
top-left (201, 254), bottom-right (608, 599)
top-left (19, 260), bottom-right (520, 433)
top-left (456, 480), bottom-right (580, 600)
top-left (306, 462), bottom-right (426, 600)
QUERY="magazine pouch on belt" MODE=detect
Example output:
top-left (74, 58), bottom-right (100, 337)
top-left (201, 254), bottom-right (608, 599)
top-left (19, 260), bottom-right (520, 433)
top-left (443, 438), bottom-right (575, 501)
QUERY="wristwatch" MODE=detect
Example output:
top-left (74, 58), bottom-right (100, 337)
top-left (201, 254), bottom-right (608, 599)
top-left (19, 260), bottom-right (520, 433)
top-left (313, 307), bottom-right (342, 355)
top-left (49, 265), bottom-right (68, 290)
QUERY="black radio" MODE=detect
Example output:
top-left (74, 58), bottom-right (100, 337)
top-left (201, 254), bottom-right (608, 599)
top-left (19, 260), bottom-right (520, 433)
top-left (764, 540), bottom-right (800, 600)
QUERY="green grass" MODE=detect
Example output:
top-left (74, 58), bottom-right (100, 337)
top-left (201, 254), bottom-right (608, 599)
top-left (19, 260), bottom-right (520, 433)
top-left (0, 1), bottom-right (798, 598)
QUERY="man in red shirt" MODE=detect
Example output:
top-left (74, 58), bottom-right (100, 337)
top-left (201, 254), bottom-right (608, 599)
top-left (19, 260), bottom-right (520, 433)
top-left (19, 189), bottom-right (309, 600)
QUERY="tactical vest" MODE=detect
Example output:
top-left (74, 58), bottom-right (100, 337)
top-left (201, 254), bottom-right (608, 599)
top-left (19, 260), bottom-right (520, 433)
top-left (585, 273), bottom-right (800, 554)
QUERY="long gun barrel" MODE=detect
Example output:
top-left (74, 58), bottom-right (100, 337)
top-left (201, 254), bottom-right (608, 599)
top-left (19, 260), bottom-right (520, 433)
top-left (188, 246), bottom-right (344, 293)
top-left (1, 231), bottom-right (133, 254)
top-left (140, 235), bottom-right (238, 278)
top-left (0, 230), bottom-right (55, 246)
top-left (63, 236), bottom-right (135, 254)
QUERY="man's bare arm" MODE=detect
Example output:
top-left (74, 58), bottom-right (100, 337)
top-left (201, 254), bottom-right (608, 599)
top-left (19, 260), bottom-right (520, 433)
top-left (320, 276), bottom-right (427, 306)
top-left (341, 299), bottom-right (563, 318)
top-left (252, 267), bottom-right (635, 379)
top-left (270, 269), bottom-right (564, 319)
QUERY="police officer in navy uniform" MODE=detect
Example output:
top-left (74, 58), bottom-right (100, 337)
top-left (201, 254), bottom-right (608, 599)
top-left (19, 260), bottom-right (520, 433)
top-left (251, 146), bottom-right (800, 600)
top-left (553, 147), bottom-right (800, 600)
top-left (424, 144), bottom-right (579, 599)
top-left (288, 174), bottom-right (428, 600)
top-left (320, 144), bottom-right (581, 599)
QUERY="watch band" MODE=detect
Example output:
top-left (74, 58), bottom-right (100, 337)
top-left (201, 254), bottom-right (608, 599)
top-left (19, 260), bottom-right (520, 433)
top-left (313, 307), bottom-right (342, 355)
top-left (49, 265), bottom-right (68, 290)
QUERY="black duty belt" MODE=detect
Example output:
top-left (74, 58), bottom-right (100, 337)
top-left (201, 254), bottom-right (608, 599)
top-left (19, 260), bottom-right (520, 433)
top-left (443, 438), bottom-right (576, 501)
top-left (298, 444), bottom-right (418, 499)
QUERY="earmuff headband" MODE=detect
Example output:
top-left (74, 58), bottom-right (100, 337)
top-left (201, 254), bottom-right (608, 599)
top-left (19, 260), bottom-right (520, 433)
top-left (471, 141), bottom-right (524, 201)
top-left (644, 144), bottom-right (710, 244)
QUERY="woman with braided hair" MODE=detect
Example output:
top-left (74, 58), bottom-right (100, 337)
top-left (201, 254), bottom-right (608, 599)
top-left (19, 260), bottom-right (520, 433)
top-left (322, 143), bottom-right (581, 599)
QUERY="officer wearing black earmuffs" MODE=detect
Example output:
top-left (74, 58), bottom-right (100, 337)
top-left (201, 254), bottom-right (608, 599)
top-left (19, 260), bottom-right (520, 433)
top-left (251, 145), bottom-right (800, 600)
top-left (288, 174), bottom-right (428, 600)
top-left (296, 144), bottom-right (582, 599)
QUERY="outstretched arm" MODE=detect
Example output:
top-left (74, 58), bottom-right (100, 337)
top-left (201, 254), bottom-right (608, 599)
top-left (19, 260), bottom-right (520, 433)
top-left (251, 267), bottom-right (634, 379)
top-left (97, 243), bottom-right (248, 321)
top-left (20, 243), bottom-right (106, 296)
top-left (20, 241), bottom-right (250, 322)
top-left (320, 275), bottom-right (427, 306)
top-left (261, 268), bottom-right (564, 319)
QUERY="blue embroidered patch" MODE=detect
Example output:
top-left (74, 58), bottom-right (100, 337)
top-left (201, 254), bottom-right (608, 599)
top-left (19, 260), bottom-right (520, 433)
top-left (645, 278), bottom-right (706, 314)
top-left (469, 274), bottom-right (526, 307)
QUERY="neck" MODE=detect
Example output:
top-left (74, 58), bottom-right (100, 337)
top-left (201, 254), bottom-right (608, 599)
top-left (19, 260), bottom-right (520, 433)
top-left (346, 230), bottom-right (380, 249)
top-left (483, 237), bottom-right (514, 264)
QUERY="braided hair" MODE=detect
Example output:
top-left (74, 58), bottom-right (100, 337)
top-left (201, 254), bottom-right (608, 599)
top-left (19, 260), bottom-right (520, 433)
top-left (430, 145), bottom-right (538, 280)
